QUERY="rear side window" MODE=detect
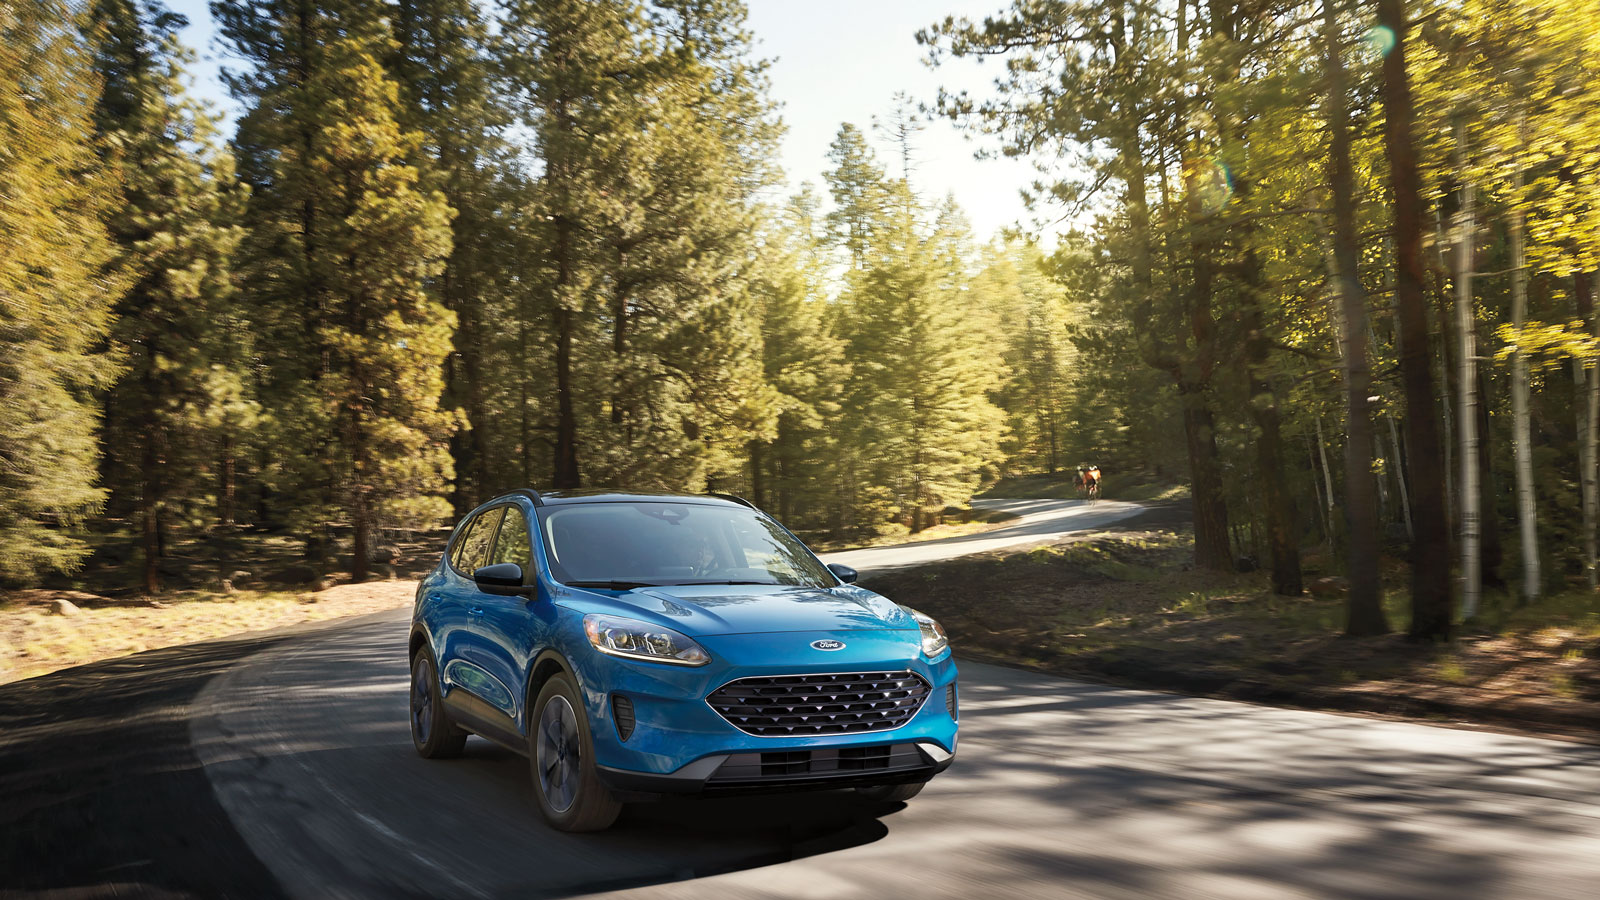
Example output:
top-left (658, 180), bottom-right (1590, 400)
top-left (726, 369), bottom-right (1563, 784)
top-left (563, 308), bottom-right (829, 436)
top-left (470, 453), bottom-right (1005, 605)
top-left (453, 507), bottom-right (504, 574)
top-left (490, 505), bottom-right (532, 571)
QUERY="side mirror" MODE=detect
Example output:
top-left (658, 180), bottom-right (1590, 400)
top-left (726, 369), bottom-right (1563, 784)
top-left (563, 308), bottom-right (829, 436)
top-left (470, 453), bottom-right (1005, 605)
top-left (473, 563), bottom-right (530, 596)
top-left (827, 563), bottom-right (858, 585)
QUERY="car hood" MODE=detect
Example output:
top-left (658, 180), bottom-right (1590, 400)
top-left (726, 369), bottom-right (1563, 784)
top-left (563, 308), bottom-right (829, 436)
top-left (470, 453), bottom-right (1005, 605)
top-left (578, 583), bottom-right (916, 636)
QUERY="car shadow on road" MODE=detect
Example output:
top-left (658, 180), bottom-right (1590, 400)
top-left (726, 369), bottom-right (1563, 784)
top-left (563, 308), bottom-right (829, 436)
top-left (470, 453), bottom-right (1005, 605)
top-left (192, 617), bottom-right (900, 898)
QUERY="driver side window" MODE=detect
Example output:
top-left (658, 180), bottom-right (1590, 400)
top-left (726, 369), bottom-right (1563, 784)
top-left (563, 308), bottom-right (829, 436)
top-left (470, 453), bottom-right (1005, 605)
top-left (453, 507), bottom-right (504, 574)
top-left (490, 505), bottom-right (532, 571)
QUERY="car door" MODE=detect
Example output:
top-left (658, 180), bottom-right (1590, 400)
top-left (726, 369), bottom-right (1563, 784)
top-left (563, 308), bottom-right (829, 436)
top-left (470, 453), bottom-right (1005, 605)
top-left (437, 505), bottom-right (505, 713)
top-left (470, 502), bottom-right (546, 730)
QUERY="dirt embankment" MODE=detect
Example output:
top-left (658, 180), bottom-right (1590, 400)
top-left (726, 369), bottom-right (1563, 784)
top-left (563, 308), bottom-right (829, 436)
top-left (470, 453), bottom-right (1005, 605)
top-left (862, 524), bottom-right (1600, 744)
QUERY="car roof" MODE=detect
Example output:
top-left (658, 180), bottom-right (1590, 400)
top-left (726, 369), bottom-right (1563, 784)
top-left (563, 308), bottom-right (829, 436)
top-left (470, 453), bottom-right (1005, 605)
top-left (498, 488), bottom-right (755, 509)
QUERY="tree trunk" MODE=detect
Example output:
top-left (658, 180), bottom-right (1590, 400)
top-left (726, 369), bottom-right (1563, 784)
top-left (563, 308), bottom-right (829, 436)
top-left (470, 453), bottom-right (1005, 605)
top-left (218, 432), bottom-right (236, 529)
top-left (1454, 120), bottom-right (1481, 622)
top-left (1251, 384), bottom-right (1300, 594)
top-left (1509, 122), bottom-right (1539, 602)
top-left (1476, 368), bottom-right (1504, 591)
top-left (749, 440), bottom-right (765, 508)
top-left (141, 496), bottom-right (160, 596)
top-left (1314, 414), bottom-right (1338, 560)
top-left (1578, 270), bottom-right (1599, 589)
top-left (1183, 388), bottom-right (1232, 571)
top-left (1378, 0), bottom-right (1453, 640)
top-left (553, 302), bottom-right (579, 488)
top-left (1325, 0), bottom-right (1387, 632)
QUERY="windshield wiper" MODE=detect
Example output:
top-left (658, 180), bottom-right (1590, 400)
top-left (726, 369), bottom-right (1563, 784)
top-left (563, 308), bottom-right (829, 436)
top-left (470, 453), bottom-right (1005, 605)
top-left (563, 580), bottom-right (657, 590)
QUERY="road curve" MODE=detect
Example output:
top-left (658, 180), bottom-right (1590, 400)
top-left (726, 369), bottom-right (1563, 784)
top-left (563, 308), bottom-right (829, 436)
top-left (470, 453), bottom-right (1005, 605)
top-left (819, 497), bottom-right (1146, 574)
top-left (186, 500), bottom-right (1600, 899)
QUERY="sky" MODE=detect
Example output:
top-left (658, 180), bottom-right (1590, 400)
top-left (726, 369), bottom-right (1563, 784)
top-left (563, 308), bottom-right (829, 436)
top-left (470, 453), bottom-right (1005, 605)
top-left (164, 0), bottom-right (1048, 241)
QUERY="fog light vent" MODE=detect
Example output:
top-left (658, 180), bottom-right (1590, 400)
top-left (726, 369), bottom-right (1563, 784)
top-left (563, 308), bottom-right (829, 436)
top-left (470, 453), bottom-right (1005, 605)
top-left (611, 694), bottom-right (636, 741)
top-left (946, 683), bottom-right (958, 721)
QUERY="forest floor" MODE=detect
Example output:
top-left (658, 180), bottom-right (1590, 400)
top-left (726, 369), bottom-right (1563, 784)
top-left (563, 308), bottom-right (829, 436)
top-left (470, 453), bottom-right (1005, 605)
top-left (862, 510), bottom-right (1600, 743)
top-left (0, 527), bottom-right (448, 684)
top-left (0, 581), bottom-right (416, 685)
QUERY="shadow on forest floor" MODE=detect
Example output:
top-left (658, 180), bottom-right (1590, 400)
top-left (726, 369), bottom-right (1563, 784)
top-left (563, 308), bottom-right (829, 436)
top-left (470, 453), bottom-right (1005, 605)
top-left (862, 524), bottom-right (1600, 744)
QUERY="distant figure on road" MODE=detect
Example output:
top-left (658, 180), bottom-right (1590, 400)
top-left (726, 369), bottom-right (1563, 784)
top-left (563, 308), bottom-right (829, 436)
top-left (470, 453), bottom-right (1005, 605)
top-left (1074, 464), bottom-right (1102, 501)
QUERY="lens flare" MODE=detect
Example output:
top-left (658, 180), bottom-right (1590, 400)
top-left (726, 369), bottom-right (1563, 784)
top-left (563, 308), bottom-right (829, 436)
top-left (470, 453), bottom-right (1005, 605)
top-left (1365, 25), bottom-right (1396, 58)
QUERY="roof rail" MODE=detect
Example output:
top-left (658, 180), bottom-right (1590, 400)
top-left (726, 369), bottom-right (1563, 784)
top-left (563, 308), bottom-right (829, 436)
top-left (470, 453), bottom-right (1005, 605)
top-left (511, 488), bottom-right (545, 507)
top-left (707, 492), bottom-right (756, 510)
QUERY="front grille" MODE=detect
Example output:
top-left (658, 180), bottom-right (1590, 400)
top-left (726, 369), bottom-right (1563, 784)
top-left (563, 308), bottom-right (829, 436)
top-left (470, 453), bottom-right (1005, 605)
top-left (707, 670), bottom-right (931, 737)
top-left (706, 743), bottom-right (931, 787)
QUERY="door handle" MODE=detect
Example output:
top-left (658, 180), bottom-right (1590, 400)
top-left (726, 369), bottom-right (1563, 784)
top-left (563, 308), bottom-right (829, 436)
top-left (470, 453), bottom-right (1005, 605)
top-left (469, 607), bottom-right (485, 617)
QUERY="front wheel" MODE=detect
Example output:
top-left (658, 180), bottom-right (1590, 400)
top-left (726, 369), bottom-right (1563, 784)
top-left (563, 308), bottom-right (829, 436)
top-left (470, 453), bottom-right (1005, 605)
top-left (410, 649), bottom-right (467, 759)
top-left (529, 673), bottom-right (622, 832)
top-left (856, 782), bottom-right (925, 803)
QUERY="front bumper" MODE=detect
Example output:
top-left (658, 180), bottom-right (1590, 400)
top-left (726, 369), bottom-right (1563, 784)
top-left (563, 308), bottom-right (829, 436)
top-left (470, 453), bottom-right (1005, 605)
top-left (597, 740), bottom-right (954, 794)
top-left (567, 628), bottom-right (959, 792)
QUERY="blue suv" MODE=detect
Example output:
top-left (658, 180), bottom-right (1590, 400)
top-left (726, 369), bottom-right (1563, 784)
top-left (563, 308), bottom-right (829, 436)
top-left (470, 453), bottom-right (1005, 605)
top-left (409, 489), bottom-right (959, 831)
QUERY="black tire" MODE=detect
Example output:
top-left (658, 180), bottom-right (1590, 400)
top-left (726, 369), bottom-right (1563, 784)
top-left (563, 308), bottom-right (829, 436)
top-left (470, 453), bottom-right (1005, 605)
top-left (410, 648), bottom-right (468, 759)
top-left (529, 673), bottom-right (622, 832)
top-left (856, 782), bottom-right (925, 803)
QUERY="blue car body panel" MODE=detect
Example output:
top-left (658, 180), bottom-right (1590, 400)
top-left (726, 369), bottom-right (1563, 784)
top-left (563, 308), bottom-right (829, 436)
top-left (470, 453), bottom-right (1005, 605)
top-left (411, 491), bottom-right (958, 791)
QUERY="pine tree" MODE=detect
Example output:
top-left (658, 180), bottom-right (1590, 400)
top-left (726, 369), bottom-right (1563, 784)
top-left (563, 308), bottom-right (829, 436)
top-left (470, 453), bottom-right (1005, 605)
top-left (748, 186), bottom-right (847, 522)
top-left (0, 0), bottom-right (123, 583)
top-left (216, 0), bottom-right (455, 578)
top-left (500, 0), bottom-right (780, 492)
top-left (835, 179), bottom-right (1006, 532)
top-left (90, 0), bottom-right (250, 594)
top-left (390, 0), bottom-right (515, 509)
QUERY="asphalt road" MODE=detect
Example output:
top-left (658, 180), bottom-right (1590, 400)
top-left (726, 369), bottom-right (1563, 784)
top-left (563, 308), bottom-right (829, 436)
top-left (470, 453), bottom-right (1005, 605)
top-left (821, 497), bottom-right (1147, 573)
top-left (9, 498), bottom-right (1600, 898)
top-left (190, 612), bottom-right (1600, 900)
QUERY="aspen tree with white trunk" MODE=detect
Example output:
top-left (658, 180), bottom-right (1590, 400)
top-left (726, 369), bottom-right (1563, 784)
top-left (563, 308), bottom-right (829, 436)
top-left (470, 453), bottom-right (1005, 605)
top-left (1453, 118), bottom-right (1481, 621)
top-left (1507, 108), bottom-right (1540, 604)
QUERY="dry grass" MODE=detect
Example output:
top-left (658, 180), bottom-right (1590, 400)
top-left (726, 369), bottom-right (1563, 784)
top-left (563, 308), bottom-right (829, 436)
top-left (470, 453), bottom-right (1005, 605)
top-left (0, 581), bottom-right (417, 685)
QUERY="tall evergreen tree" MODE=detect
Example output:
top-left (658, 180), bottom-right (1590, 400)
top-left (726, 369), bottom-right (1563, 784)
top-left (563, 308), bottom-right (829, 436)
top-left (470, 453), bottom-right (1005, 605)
top-left (90, 0), bottom-right (250, 593)
top-left (0, 0), bottom-right (123, 583)
top-left (390, 0), bottom-right (515, 509)
top-left (501, 0), bottom-right (780, 491)
top-left (216, 0), bottom-right (455, 578)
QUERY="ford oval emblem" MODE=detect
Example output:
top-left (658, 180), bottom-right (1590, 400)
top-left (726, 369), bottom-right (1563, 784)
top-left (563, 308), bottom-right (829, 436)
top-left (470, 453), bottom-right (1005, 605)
top-left (811, 639), bottom-right (846, 651)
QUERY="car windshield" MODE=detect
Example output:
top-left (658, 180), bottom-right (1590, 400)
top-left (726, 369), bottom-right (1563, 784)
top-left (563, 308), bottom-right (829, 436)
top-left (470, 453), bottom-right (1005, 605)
top-left (538, 502), bottom-right (835, 589)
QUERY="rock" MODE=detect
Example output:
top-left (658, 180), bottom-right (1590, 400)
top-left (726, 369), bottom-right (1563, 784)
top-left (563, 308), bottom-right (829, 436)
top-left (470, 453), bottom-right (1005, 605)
top-left (1307, 575), bottom-right (1349, 598)
top-left (370, 545), bottom-right (401, 565)
top-left (219, 578), bottom-right (236, 594)
top-left (312, 578), bottom-right (334, 593)
top-left (228, 570), bottom-right (252, 583)
top-left (48, 598), bottom-right (81, 617)
top-left (1234, 556), bottom-right (1259, 573)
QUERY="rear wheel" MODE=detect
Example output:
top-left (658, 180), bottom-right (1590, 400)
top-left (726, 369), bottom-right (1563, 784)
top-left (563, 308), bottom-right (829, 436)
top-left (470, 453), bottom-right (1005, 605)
top-left (856, 782), bottom-right (925, 803)
top-left (529, 673), bottom-right (622, 832)
top-left (410, 649), bottom-right (467, 759)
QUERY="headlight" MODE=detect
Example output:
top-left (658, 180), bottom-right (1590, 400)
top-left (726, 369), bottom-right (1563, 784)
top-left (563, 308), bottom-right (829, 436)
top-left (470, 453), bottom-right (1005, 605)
top-left (583, 614), bottom-right (710, 666)
top-left (906, 607), bottom-right (949, 658)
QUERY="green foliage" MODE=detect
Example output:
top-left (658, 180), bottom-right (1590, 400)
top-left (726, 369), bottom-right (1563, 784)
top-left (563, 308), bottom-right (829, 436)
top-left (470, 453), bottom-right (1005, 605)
top-left (217, 0), bottom-right (455, 571)
top-left (91, 0), bottom-right (252, 590)
top-left (0, 0), bottom-right (123, 582)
